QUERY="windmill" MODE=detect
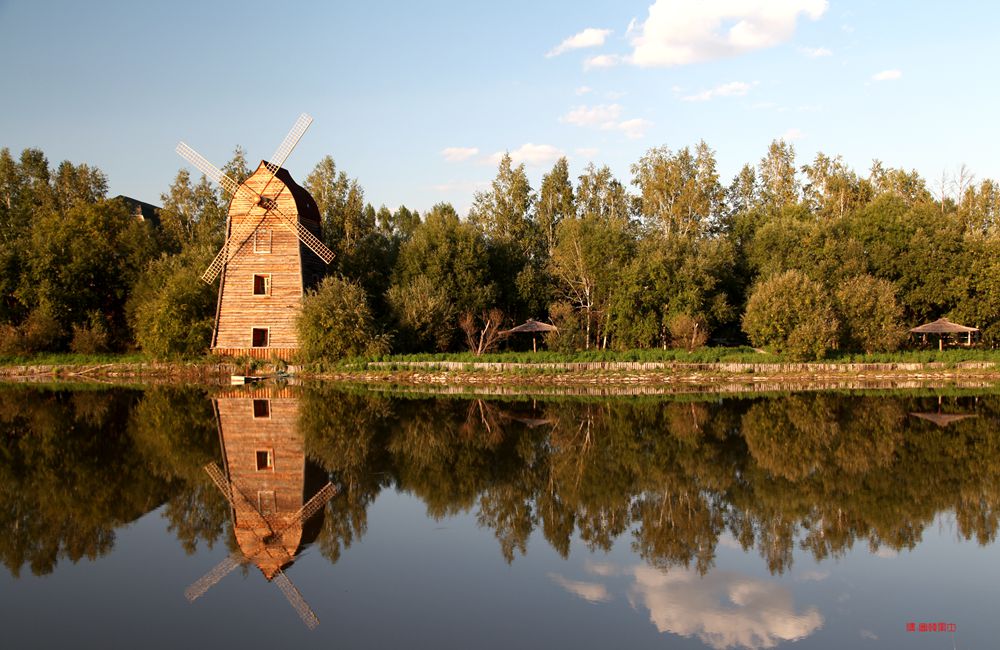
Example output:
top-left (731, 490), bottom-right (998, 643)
top-left (185, 389), bottom-right (338, 629)
top-left (175, 114), bottom-right (335, 359)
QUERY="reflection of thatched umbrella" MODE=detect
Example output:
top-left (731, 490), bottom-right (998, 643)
top-left (909, 412), bottom-right (977, 427)
top-left (909, 318), bottom-right (979, 350)
top-left (502, 319), bottom-right (558, 352)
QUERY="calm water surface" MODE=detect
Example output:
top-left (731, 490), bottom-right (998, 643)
top-left (0, 384), bottom-right (996, 649)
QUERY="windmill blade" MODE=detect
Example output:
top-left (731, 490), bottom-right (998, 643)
top-left (204, 461), bottom-right (236, 507)
top-left (273, 569), bottom-right (320, 630)
top-left (278, 483), bottom-right (338, 533)
top-left (176, 142), bottom-right (243, 198)
top-left (270, 207), bottom-right (336, 263)
top-left (203, 463), bottom-right (275, 532)
top-left (184, 552), bottom-right (245, 602)
top-left (200, 209), bottom-right (268, 283)
top-left (265, 113), bottom-right (313, 174)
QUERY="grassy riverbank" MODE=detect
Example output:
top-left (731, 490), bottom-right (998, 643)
top-left (4, 349), bottom-right (1000, 395)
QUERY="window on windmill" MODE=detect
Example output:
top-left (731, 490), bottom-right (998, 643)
top-left (254, 228), bottom-right (272, 254)
top-left (253, 399), bottom-right (270, 418)
top-left (251, 327), bottom-right (269, 348)
top-left (255, 449), bottom-right (274, 471)
top-left (253, 274), bottom-right (271, 296)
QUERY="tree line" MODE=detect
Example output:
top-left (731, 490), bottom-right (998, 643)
top-left (2, 140), bottom-right (999, 360)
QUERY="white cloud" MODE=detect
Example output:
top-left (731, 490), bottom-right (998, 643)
top-left (575, 147), bottom-right (600, 159)
top-left (547, 27), bottom-right (612, 57)
top-left (682, 80), bottom-right (754, 102)
top-left (872, 68), bottom-right (902, 81)
top-left (584, 54), bottom-right (622, 70)
top-left (782, 127), bottom-right (804, 140)
top-left (561, 103), bottom-right (624, 127)
top-left (860, 629), bottom-right (879, 640)
top-left (799, 46), bottom-right (832, 57)
top-left (549, 573), bottom-right (613, 603)
top-left (628, 566), bottom-right (824, 649)
top-left (440, 146), bottom-right (479, 163)
top-left (575, 85), bottom-right (593, 96)
top-left (560, 104), bottom-right (651, 140)
top-left (617, 117), bottom-right (652, 139)
top-left (488, 143), bottom-right (565, 167)
top-left (629, 0), bottom-right (828, 67)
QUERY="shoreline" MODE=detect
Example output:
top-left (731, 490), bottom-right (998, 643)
top-left (1, 359), bottom-right (999, 395)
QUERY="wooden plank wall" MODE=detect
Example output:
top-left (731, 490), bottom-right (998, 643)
top-left (214, 163), bottom-right (305, 356)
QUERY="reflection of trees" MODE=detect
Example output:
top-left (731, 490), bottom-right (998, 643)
top-left (0, 387), bottom-right (174, 576)
top-left (128, 386), bottom-right (227, 554)
top-left (6, 387), bottom-right (1000, 579)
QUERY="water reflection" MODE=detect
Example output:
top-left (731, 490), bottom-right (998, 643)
top-left (552, 561), bottom-right (823, 649)
top-left (1, 385), bottom-right (998, 646)
top-left (185, 387), bottom-right (337, 629)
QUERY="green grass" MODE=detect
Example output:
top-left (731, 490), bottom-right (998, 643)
top-left (342, 346), bottom-right (1000, 367)
top-left (0, 351), bottom-right (152, 367)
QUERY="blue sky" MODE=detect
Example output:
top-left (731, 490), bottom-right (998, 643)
top-left (1, 0), bottom-right (997, 214)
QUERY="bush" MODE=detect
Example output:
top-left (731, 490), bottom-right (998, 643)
top-left (128, 249), bottom-right (216, 359)
top-left (834, 275), bottom-right (905, 353)
top-left (546, 301), bottom-right (585, 353)
top-left (668, 313), bottom-right (709, 351)
top-left (70, 312), bottom-right (110, 354)
top-left (298, 276), bottom-right (390, 361)
top-left (386, 276), bottom-right (455, 352)
top-left (20, 308), bottom-right (64, 353)
top-left (742, 270), bottom-right (839, 361)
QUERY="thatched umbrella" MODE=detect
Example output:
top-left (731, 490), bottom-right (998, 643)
top-left (909, 318), bottom-right (979, 351)
top-left (502, 319), bottom-right (558, 353)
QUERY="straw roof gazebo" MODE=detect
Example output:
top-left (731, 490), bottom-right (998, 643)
top-left (502, 319), bottom-right (558, 352)
top-left (908, 318), bottom-right (979, 350)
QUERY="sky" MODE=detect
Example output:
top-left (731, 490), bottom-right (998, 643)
top-left (1, 0), bottom-right (998, 215)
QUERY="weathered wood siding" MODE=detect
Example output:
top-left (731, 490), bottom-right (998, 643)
top-left (212, 162), bottom-right (323, 359)
top-left (216, 392), bottom-right (304, 578)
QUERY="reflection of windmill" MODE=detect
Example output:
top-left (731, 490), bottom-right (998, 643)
top-left (176, 114), bottom-right (335, 359)
top-left (185, 389), bottom-right (337, 629)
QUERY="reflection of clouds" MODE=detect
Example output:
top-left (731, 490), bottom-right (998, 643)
top-left (583, 559), bottom-right (620, 577)
top-left (548, 573), bottom-right (612, 603)
top-left (860, 629), bottom-right (878, 640)
top-left (626, 566), bottom-right (823, 650)
top-left (795, 569), bottom-right (829, 582)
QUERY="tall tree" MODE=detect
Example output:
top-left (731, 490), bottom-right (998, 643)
top-left (536, 157), bottom-right (574, 257)
top-left (549, 164), bottom-right (634, 349)
top-left (631, 140), bottom-right (724, 238)
top-left (758, 139), bottom-right (800, 211)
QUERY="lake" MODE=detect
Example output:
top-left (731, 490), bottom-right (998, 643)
top-left (0, 383), bottom-right (995, 648)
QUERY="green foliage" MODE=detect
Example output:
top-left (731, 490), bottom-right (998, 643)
top-left (128, 246), bottom-right (216, 359)
top-left (394, 203), bottom-right (495, 318)
top-left (834, 275), bottom-right (905, 353)
top-left (742, 270), bottom-right (839, 360)
top-left (70, 311), bottom-right (110, 354)
top-left (298, 276), bottom-right (390, 361)
top-left (386, 275), bottom-right (456, 352)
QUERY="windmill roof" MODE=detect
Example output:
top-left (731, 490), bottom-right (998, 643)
top-left (909, 318), bottom-right (979, 334)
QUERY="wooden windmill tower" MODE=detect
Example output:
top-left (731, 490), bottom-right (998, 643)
top-left (185, 387), bottom-right (338, 629)
top-left (176, 114), bottom-right (335, 359)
